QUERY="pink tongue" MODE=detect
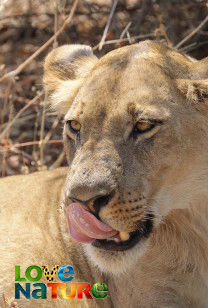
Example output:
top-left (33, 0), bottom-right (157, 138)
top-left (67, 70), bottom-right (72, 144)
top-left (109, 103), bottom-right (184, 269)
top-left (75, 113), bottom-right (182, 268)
top-left (66, 203), bottom-right (118, 243)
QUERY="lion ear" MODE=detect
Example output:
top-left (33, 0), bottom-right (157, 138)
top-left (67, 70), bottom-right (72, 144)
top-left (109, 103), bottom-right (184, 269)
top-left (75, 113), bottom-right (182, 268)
top-left (176, 78), bottom-right (208, 114)
top-left (43, 45), bottom-right (97, 113)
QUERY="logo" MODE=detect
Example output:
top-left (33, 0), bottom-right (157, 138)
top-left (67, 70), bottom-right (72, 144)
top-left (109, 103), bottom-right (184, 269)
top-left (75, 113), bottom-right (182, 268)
top-left (15, 265), bottom-right (108, 300)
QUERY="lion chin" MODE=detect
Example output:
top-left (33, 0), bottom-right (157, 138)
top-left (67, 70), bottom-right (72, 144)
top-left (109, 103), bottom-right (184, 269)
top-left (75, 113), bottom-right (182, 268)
top-left (83, 239), bottom-right (149, 275)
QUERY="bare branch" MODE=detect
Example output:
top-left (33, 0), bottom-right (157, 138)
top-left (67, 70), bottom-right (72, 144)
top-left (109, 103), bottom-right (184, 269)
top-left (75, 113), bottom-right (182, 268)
top-left (120, 22), bottom-right (132, 39)
top-left (53, 0), bottom-right (59, 48)
top-left (175, 15), bottom-right (208, 49)
top-left (0, 0), bottom-right (79, 83)
top-left (93, 33), bottom-right (156, 50)
top-left (39, 98), bottom-right (47, 168)
top-left (98, 0), bottom-right (118, 51)
top-left (126, 31), bottom-right (132, 44)
top-left (1, 140), bottom-right (63, 149)
top-left (49, 151), bottom-right (65, 170)
top-left (0, 92), bottom-right (43, 139)
top-left (44, 114), bottom-right (61, 143)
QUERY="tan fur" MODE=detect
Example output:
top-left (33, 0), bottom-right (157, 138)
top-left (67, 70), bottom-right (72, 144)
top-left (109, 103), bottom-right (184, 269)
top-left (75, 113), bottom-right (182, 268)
top-left (1, 41), bottom-right (208, 307)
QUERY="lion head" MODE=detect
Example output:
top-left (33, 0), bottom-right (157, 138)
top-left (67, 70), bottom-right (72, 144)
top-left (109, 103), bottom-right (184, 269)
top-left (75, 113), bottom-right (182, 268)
top-left (43, 41), bottom-right (208, 274)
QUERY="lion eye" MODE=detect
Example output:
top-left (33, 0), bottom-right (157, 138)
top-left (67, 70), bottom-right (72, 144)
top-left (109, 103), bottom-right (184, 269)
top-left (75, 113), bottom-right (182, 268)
top-left (66, 120), bottom-right (81, 134)
top-left (135, 121), bottom-right (155, 133)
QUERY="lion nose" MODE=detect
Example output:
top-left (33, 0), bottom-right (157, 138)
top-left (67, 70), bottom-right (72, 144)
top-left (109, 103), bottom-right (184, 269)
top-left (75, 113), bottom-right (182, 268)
top-left (67, 171), bottom-right (116, 206)
top-left (68, 192), bottom-right (115, 212)
top-left (68, 185), bottom-right (112, 203)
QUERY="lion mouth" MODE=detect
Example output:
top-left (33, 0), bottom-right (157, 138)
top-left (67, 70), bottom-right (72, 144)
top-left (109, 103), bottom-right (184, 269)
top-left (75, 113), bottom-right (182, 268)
top-left (66, 203), bottom-right (153, 251)
top-left (92, 214), bottom-right (153, 251)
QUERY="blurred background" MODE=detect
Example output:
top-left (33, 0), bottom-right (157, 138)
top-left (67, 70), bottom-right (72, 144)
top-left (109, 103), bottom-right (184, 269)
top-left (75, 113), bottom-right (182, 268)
top-left (0, 0), bottom-right (207, 177)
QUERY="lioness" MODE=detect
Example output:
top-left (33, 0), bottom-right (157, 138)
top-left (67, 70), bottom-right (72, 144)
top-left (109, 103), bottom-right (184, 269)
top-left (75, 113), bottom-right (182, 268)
top-left (0, 40), bottom-right (208, 308)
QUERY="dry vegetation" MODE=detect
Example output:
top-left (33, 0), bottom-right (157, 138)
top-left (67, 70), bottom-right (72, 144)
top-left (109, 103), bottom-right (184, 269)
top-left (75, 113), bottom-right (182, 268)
top-left (0, 0), bottom-right (207, 177)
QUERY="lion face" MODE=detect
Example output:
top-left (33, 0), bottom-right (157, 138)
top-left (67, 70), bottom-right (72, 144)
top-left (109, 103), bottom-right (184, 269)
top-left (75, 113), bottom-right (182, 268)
top-left (44, 41), bottom-right (208, 273)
